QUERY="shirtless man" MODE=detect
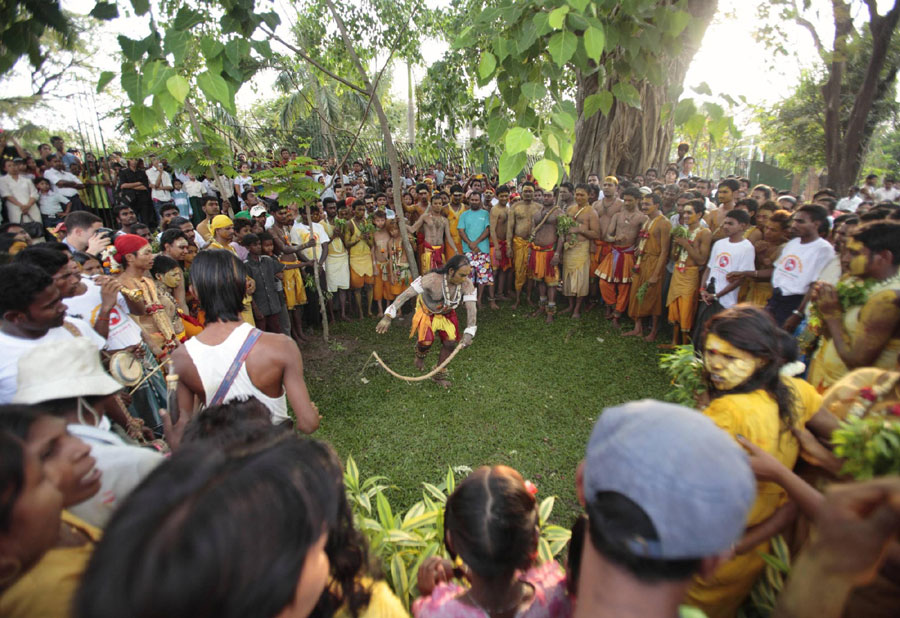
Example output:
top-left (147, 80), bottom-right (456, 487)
top-left (409, 195), bottom-right (454, 273)
top-left (560, 184), bottom-right (601, 319)
top-left (490, 186), bottom-right (511, 298)
top-left (376, 254), bottom-right (477, 388)
top-left (529, 189), bottom-right (564, 323)
top-left (705, 178), bottom-right (739, 243)
top-left (597, 187), bottom-right (647, 327)
top-left (173, 250), bottom-right (320, 433)
top-left (506, 182), bottom-right (540, 309)
top-left (444, 184), bottom-right (467, 256)
top-left (622, 192), bottom-right (671, 341)
top-left (591, 176), bottom-right (624, 302)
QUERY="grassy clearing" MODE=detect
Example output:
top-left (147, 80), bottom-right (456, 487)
top-left (304, 304), bottom-right (671, 526)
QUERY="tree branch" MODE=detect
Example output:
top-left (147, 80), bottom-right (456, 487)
top-left (791, 0), bottom-right (826, 59)
top-left (261, 25), bottom-right (369, 95)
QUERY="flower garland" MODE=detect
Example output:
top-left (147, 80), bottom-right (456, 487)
top-left (632, 215), bottom-right (661, 274)
top-left (672, 225), bottom-right (701, 273)
top-left (845, 372), bottom-right (900, 419)
top-left (807, 274), bottom-right (890, 336)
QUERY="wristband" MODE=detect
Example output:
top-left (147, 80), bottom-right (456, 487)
top-left (463, 326), bottom-right (477, 337)
top-left (791, 309), bottom-right (803, 317)
top-left (384, 305), bottom-right (397, 318)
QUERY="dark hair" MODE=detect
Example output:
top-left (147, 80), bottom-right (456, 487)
top-left (860, 208), bottom-right (890, 222)
top-left (736, 198), bottom-right (758, 214)
top-left (159, 229), bottom-right (187, 251)
top-left (159, 202), bottom-right (179, 216)
top-left (0, 429), bottom-right (25, 532)
top-left (0, 263), bottom-right (54, 315)
top-left (241, 233), bottom-right (260, 247)
top-left (725, 208), bottom-right (752, 226)
top-left (71, 251), bottom-right (99, 267)
top-left (450, 184), bottom-right (464, 194)
top-left (574, 182), bottom-right (591, 194)
top-left (642, 192), bottom-right (662, 206)
top-left (622, 187), bottom-right (642, 200)
top-left (322, 196), bottom-right (337, 207)
top-left (181, 397), bottom-right (281, 448)
top-left (14, 246), bottom-right (68, 276)
top-left (571, 492), bottom-right (702, 587)
top-left (191, 250), bottom-right (248, 323)
top-left (444, 467), bottom-right (537, 579)
top-left (703, 305), bottom-right (796, 428)
top-left (233, 218), bottom-right (252, 233)
top-left (851, 221), bottom-right (900, 265)
top-left (796, 204), bottom-right (830, 236)
top-left (131, 223), bottom-right (150, 235)
top-left (166, 216), bottom-right (191, 231)
top-left (64, 211), bottom-right (101, 233)
top-left (150, 255), bottom-right (179, 278)
top-left (433, 253), bottom-right (470, 275)
top-left (416, 183), bottom-right (428, 193)
top-left (74, 436), bottom-right (341, 618)
top-left (718, 179), bottom-right (740, 193)
top-left (751, 184), bottom-right (772, 200)
top-left (258, 232), bottom-right (274, 244)
top-left (112, 204), bottom-right (134, 221)
top-left (203, 196), bottom-right (219, 206)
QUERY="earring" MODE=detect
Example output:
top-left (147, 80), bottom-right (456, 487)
top-left (77, 397), bottom-right (100, 427)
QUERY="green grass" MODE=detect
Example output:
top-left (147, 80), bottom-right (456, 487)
top-left (304, 304), bottom-right (671, 527)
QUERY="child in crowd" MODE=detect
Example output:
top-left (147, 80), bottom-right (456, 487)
top-left (172, 178), bottom-right (191, 219)
top-left (35, 177), bottom-right (70, 225)
top-left (260, 231), bottom-right (292, 336)
top-left (414, 466), bottom-right (571, 618)
top-left (371, 210), bottom-right (394, 316)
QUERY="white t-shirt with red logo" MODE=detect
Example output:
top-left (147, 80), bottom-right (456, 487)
top-left (64, 278), bottom-right (144, 350)
top-left (707, 238), bottom-right (756, 308)
top-left (772, 237), bottom-right (836, 297)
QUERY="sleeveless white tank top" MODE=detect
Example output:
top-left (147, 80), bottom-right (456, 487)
top-left (184, 322), bottom-right (289, 424)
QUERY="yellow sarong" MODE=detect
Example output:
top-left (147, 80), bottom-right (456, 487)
top-left (666, 265), bottom-right (700, 331)
top-left (563, 239), bottom-right (590, 297)
top-left (512, 236), bottom-right (531, 291)
top-left (409, 296), bottom-right (458, 344)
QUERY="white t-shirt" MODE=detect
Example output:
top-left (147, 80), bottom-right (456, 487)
top-left (146, 168), bottom-right (172, 202)
top-left (43, 168), bottom-right (80, 198)
top-left (183, 179), bottom-right (204, 198)
top-left (771, 237), bottom-right (836, 296)
top-left (235, 174), bottom-right (253, 203)
top-left (0, 318), bottom-right (105, 403)
top-left (0, 174), bottom-right (38, 205)
top-left (291, 221), bottom-right (331, 261)
top-left (835, 195), bottom-right (863, 212)
top-left (707, 238), bottom-right (756, 308)
top-left (873, 186), bottom-right (900, 203)
top-left (38, 191), bottom-right (70, 216)
top-left (64, 278), bottom-right (144, 350)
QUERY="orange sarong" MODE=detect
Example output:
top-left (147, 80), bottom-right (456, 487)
top-left (420, 243), bottom-right (445, 273)
top-left (409, 296), bottom-right (459, 345)
top-left (528, 243), bottom-right (559, 284)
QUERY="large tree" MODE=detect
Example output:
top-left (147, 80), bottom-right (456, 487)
top-left (760, 0), bottom-right (900, 192)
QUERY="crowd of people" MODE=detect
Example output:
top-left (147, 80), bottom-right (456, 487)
top-left (1, 131), bottom-right (900, 618)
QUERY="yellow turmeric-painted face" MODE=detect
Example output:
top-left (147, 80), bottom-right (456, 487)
top-left (160, 268), bottom-right (183, 289)
top-left (845, 238), bottom-right (869, 277)
top-left (704, 333), bottom-right (764, 391)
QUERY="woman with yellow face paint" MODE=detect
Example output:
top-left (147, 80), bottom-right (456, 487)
top-left (807, 222), bottom-right (900, 392)
top-left (685, 305), bottom-right (829, 618)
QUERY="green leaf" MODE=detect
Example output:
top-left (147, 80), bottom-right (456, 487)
top-left (376, 490), bottom-right (394, 529)
top-left (259, 11), bottom-right (280, 30)
top-left (118, 35), bottom-right (148, 61)
top-left (153, 91), bottom-right (179, 121)
top-left (538, 537), bottom-right (553, 564)
top-left (164, 29), bottom-right (191, 66)
top-left (532, 11), bottom-right (551, 36)
top-left (225, 39), bottom-right (250, 67)
top-left (505, 127), bottom-right (534, 155)
top-left (96, 71), bottom-right (115, 93)
top-left (702, 101), bottom-right (725, 121)
top-left (673, 98), bottom-right (697, 125)
top-left (517, 20), bottom-right (539, 54)
top-left (130, 0), bottom-right (150, 16)
top-left (173, 7), bottom-right (205, 31)
top-left (346, 455), bottom-right (359, 487)
top-left (142, 61), bottom-right (175, 95)
top-left (567, 0), bottom-right (590, 11)
top-left (120, 66), bottom-right (142, 103)
top-left (250, 40), bottom-right (272, 59)
top-left (521, 81), bottom-right (547, 101)
top-left (531, 159), bottom-right (559, 190)
top-left (548, 6), bottom-right (570, 29)
top-left (445, 467), bottom-right (456, 494)
top-left (552, 109), bottom-right (576, 133)
top-left (548, 31), bottom-right (577, 67)
top-left (669, 10), bottom-right (691, 37)
top-left (487, 115), bottom-right (508, 143)
top-left (166, 74), bottom-right (189, 103)
top-left (390, 554), bottom-right (410, 606)
top-left (498, 150), bottom-right (527, 184)
top-left (583, 26), bottom-right (605, 61)
top-left (129, 103), bottom-right (158, 135)
top-left (451, 25), bottom-right (475, 50)
top-left (421, 482), bottom-right (447, 504)
top-left (196, 71), bottom-right (233, 112)
top-left (692, 81), bottom-right (712, 96)
top-left (478, 51), bottom-right (496, 80)
top-left (612, 81), bottom-right (642, 109)
top-left (539, 496), bottom-right (555, 526)
top-left (90, 2), bottom-right (118, 20)
top-left (201, 37), bottom-right (225, 61)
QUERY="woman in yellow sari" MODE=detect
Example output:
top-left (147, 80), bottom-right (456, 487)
top-left (685, 305), bottom-right (835, 618)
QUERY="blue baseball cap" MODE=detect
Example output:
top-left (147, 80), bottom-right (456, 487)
top-left (583, 400), bottom-right (755, 559)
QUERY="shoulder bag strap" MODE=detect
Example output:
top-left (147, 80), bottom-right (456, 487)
top-left (208, 328), bottom-right (263, 406)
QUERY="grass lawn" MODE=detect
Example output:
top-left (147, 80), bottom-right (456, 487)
top-left (304, 303), bottom-right (672, 527)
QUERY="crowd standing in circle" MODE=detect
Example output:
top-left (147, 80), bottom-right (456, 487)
top-left (1, 135), bottom-right (900, 618)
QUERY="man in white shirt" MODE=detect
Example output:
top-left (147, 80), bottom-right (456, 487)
top-left (699, 209), bottom-right (755, 310)
top-left (873, 177), bottom-right (900, 203)
top-left (836, 186), bottom-right (864, 212)
top-left (145, 160), bottom-right (174, 208)
top-left (769, 204), bottom-right (835, 329)
top-left (43, 154), bottom-right (86, 209)
top-left (291, 204), bottom-right (331, 266)
top-left (0, 263), bottom-right (105, 403)
top-left (0, 158), bottom-right (40, 223)
top-left (234, 162), bottom-right (254, 208)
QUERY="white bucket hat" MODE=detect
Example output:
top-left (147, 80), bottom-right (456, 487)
top-left (13, 338), bottom-right (123, 404)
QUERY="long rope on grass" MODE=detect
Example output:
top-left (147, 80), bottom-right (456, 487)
top-left (368, 344), bottom-right (464, 382)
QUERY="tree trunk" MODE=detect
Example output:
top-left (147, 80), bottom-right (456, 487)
top-left (325, 0), bottom-right (419, 279)
top-left (825, 0), bottom-right (900, 194)
top-left (304, 203), bottom-right (329, 342)
top-left (407, 61), bottom-right (415, 145)
top-left (571, 0), bottom-right (718, 180)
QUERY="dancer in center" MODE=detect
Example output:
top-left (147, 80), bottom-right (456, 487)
top-left (376, 255), bottom-right (477, 388)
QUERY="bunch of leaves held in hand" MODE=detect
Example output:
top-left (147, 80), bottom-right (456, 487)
top-left (658, 344), bottom-right (706, 407)
top-left (556, 214), bottom-right (577, 236)
top-left (635, 281), bottom-right (650, 304)
top-left (671, 225), bottom-right (691, 239)
top-left (832, 414), bottom-right (900, 479)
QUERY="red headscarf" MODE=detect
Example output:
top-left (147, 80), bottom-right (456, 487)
top-left (114, 233), bottom-right (149, 257)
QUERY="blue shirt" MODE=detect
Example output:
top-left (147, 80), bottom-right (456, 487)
top-left (457, 208), bottom-right (490, 254)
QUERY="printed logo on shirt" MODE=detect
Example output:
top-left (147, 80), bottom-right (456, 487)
top-left (716, 253), bottom-right (731, 268)
top-left (781, 255), bottom-right (802, 273)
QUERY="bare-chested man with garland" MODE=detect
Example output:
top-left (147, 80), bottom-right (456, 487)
top-left (507, 182), bottom-right (540, 309)
top-left (560, 184), bottom-right (602, 319)
top-left (409, 194), bottom-right (454, 274)
top-left (490, 185), bottom-right (511, 299)
top-left (376, 254), bottom-right (477, 388)
top-left (597, 186), bottom-right (647, 327)
top-left (529, 188), bottom-right (564, 323)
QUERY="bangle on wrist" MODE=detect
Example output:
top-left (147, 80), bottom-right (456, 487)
top-left (791, 309), bottom-right (803, 317)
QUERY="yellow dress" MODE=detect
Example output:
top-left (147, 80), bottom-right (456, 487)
top-left (277, 227), bottom-right (307, 309)
top-left (808, 288), bottom-right (900, 392)
top-left (685, 378), bottom-right (822, 618)
top-left (333, 578), bottom-right (408, 618)
top-left (0, 511), bottom-right (99, 618)
top-left (445, 205), bottom-right (466, 256)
